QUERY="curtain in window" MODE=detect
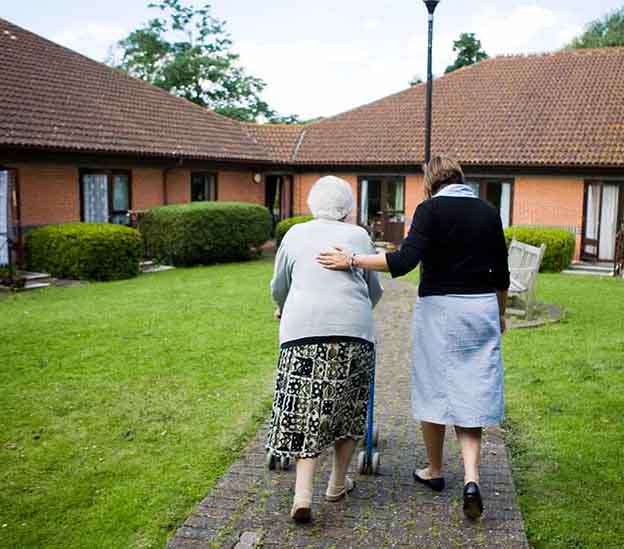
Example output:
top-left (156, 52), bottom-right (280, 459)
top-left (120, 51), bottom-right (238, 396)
top-left (83, 174), bottom-right (109, 223)
top-left (599, 184), bottom-right (620, 261)
top-left (360, 180), bottom-right (369, 225)
top-left (500, 183), bottom-right (511, 228)
top-left (0, 171), bottom-right (8, 265)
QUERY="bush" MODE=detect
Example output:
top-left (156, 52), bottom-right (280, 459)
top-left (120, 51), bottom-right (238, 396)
top-left (26, 223), bottom-right (143, 281)
top-left (138, 202), bottom-right (272, 266)
top-left (275, 215), bottom-right (314, 246)
top-left (504, 226), bottom-right (576, 272)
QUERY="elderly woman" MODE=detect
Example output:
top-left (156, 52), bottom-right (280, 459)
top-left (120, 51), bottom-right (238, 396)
top-left (268, 176), bottom-right (383, 523)
top-left (317, 156), bottom-right (510, 520)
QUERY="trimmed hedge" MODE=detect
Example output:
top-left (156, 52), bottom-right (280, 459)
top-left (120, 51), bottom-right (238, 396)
top-left (138, 201), bottom-right (272, 266)
top-left (504, 226), bottom-right (576, 272)
top-left (26, 223), bottom-right (143, 281)
top-left (275, 215), bottom-right (314, 246)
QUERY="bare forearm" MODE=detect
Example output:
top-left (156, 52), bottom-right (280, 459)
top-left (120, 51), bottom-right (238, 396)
top-left (496, 290), bottom-right (507, 316)
top-left (353, 253), bottom-right (390, 272)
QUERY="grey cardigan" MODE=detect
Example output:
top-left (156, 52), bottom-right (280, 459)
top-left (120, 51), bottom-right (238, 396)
top-left (271, 218), bottom-right (383, 345)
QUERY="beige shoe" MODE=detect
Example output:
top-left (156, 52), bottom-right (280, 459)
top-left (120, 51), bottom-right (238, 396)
top-left (325, 476), bottom-right (356, 502)
top-left (290, 493), bottom-right (312, 523)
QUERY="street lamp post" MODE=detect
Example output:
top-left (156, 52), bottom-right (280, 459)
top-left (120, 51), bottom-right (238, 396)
top-left (423, 0), bottom-right (440, 165)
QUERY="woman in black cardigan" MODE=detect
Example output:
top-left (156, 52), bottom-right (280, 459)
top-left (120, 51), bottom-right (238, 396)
top-left (317, 155), bottom-right (510, 519)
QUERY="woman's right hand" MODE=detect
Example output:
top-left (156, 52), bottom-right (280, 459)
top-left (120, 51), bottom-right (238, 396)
top-left (316, 246), bottom-right (353, 271)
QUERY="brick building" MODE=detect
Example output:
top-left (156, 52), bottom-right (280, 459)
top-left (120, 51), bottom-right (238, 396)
top-left (1, 17), bottom-right (623, 265)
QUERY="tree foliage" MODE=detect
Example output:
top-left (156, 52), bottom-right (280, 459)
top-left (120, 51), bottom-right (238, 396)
top-left (110, 0), bottom-right (299, 123)
top-left (445, 32), bottom-right (488, 74)
top-left (568, 6), bottom-right (624, 48)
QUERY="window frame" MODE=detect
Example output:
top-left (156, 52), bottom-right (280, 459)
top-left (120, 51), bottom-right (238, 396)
top-left (190, 171), bottom-right (218, 202)
top-left (467, 177), bottom-right (515, 226)
top-left (79, 169), bottom-right (132, 224)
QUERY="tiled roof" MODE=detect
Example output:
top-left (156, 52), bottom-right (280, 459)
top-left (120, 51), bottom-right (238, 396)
top-left (294, 48), bottom-right (624, 168)
top-left (243, 123), bottom-right (304, 163)
top-left (0, 18), bottom-right (267, 162)
top-left (2, 17), bottom-right (624, 169)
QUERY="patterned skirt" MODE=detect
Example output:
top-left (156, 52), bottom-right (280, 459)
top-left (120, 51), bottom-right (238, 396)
top-left (266, 337), bottom-right (375, 459)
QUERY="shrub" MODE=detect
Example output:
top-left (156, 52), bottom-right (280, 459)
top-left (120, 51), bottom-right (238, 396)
top-left (138, 202), bottom-right (272, 266)
top-left (275, 215), bottom-right (314, 246)
top-left (26, 223), bottom-right (143, 281)
top-left (504, 226), bottom-right (576, 272)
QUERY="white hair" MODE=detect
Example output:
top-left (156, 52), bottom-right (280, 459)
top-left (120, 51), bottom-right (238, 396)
top-left (307, 176), bottom-right (355, 221)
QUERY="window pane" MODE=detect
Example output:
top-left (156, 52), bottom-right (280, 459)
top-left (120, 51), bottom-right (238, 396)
top-left (191, 175), bottom-right (204, 201)
top-left (466, 182), bottom-right (480, 196)
top-left (113, 175), bottom-right (130, 211)
top-left (386, 179), bottom-right (405, 212)
top-left (83, 174), bottom-right (109, 223)
top-left (191, 173), bottom-right (215, 201)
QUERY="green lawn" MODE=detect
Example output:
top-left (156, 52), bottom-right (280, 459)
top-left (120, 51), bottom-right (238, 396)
top-left (405, 270), bottom-right (624, 548)
top-left (0, 259), bottom-right (278, 548)
top-left (2, 261), bottom-right (622, 548)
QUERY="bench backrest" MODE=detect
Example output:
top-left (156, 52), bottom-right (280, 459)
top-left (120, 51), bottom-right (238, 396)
top-left (508, 238), bottom-right (546, 291)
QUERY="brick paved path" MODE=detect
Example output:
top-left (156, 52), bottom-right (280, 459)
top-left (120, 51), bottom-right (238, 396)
top-left (168, 278), bottom-right (528, 548)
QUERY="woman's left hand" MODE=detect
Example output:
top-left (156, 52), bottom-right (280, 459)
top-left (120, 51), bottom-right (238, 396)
top-left (316, 246), bottom-right (352, 270)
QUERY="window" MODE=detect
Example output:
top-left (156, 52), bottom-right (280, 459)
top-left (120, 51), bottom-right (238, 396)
top-left (358, 176), bottom-right (406, 243)
top-left (81, 170), bottom-right (131, 225)
top-left (467, 179), bottom-right (513, 228)
top-left (191, 173), bottom-right (217, 202)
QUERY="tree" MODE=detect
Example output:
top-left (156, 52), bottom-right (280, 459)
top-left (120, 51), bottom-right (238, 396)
top-left (444, 32), bottom-right (488, 74)
top-left (409, 75), bottom-right (423, 86)
top-left (109, 0), bottom-right (299, 123)
top-left (567, 6), bottom-right (624, 48)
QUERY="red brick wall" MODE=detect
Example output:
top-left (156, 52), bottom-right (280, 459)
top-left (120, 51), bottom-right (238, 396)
top-left (165, 168), bottom-right (190, 204)
top-left (512, 176), bottom-right (584, 259)
top-left (11, 163), bottom-right (80, 225)
top-left (405, 174), bottom-right (425, 232)
top-left (217, 170), bottom-right (264, 204)
top-left (132, 168), bottom-right (164, 209)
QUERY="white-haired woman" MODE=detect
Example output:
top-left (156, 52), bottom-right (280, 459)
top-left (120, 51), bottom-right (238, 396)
top-left (267, 176), bottom-right (383, 523)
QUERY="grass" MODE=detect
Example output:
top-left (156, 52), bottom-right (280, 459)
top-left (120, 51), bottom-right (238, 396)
top-left (406, 270), bottom-right (624, 548)
top-left (0, 259), bottom-right (278, 548)
top-left (2, 260), bottom-right (622, 548)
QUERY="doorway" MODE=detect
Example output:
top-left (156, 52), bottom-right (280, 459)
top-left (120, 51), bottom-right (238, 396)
top-left (358, 176), bottom-right (405, 243)
top-left (0, 170), bottom-right (9, 265)
top-left (582, 181), bottom-right (622, 262)
top-left (265, 175), bottom-right (293, 230)
top-left (0, 169), bottom-right (19, 267)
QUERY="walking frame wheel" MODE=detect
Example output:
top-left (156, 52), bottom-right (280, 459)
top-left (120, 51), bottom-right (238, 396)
top-left (266, 450), bottom-right (290, 471)
top-left (357, 449), bottom-right (381, 476)
top-left (266, 450), bottom-right (276, 470)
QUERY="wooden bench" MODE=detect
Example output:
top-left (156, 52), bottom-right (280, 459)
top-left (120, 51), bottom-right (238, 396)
top-left (507, 238), bottom-right (546, 319)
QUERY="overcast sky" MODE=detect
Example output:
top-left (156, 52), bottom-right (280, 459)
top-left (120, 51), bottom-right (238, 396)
top-left (4, 1), bottom-right (622, 119)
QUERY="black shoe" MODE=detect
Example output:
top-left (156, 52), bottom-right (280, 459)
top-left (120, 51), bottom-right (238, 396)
top-left (463, 482), bottom-right (484, 520)
top-left (413, 470), bottom-right (445, 492)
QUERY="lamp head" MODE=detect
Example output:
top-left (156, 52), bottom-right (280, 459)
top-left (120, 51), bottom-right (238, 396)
top-left (423, 0), bottom-right (440, 14)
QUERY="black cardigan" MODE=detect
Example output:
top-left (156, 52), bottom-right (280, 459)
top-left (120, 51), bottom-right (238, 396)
top-left (386, 196), bottom-right (511, 297)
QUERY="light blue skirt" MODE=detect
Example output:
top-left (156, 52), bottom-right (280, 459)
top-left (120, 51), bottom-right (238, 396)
top-left (411, 293), bottom-right (504, 428)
